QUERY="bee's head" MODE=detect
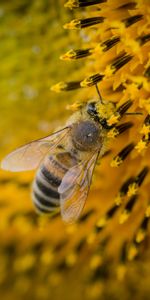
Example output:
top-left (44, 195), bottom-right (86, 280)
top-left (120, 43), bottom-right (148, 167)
top-left (72, 120), bottom-right (102, 152)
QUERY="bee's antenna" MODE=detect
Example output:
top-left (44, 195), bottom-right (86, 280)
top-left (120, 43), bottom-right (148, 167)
top-left (95, 84), bottom-right (104, 104)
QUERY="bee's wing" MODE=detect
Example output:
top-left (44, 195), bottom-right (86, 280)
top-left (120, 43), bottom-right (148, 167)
top-left (1, 127), bottom-right (70, 172)
top-left (58, 152), bottom-right (99, 223)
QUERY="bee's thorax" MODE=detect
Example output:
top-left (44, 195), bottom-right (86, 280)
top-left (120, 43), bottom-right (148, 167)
top-left (71, 120), bottom-right (102, 151)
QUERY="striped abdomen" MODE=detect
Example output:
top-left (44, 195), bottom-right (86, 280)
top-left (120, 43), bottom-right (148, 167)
top-left (32, 152), bottom-right (77, 214)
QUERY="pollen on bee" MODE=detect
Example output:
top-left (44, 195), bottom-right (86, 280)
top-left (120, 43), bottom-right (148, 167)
top-left (107, 114), bottom-right (120, 126)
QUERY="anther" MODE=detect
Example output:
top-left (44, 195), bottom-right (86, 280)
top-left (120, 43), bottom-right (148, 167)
top-left (116, 100), bottom-right (133, 117)
top-left (137, 34), bottom-right (150, 46)
top-left (119, 195), bottom-right (138, 224)
top-left (111, 143), bottom-right (135, 167)
top-left (135, 214), bottom-right (150, 243)
top-left (60, 48), bottom-right (92, 60)
top-left (108, 122), bottom-right (133, 138)
top-left (51, 81), bottom-right (81, 92)
top-left (134, 167), bottom-right (149, 187)
top-left (111, 53), bottom-right (133, 72)
top-left (116, 2), bottom-right (136, 10)
top-left (122, 14), bottom-right (143, 28)
top-left (64, 17), bottom-right (105, 30)
top-left (81, 73), bottom-right (104, 87)
top-left (101, 36), bottom-right (120, 52)
top-left (64, 0), bottom-right (106, 9)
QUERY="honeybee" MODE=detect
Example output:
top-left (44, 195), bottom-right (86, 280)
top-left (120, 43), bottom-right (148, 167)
top-left (1, 88), bottom-right (132, 223)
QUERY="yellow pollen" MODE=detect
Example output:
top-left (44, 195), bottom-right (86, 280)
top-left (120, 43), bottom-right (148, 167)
top-left (119, 210), bottom-right (129, 224)
top-left (80, 77), bottom-right (93, 87)
top-left (135, 229), bottom-right (146, 243)
top-left (60, 49), bottom-right (76, 60)
top-left (64, 0), bottom-right (78, 9)
top-left (127, 183), bottom-right (138, 197)
top-left (90, 255), bottom-right (103, 270)
top-left (104, 65), bottom-right (114, 77)
top-left (140, 124), bottom-right (150, 139)
top-left (117, 265), bottom-right (127, 281)
top-left (115, 194), bottom-right (123, 206)
top-left (127, 244), bottom-right (138, 261)
top-left (110, 156), bottom-right (122, 168)
top-left (135, 140), bottom-right (147, 153)
top-left (50, 81), bottom-right (67, 92)
top-left (66, 252), bottom-right (77, 266)
top-left (107, 128), bottom-right (119, 138)
top-left (96, 216), bottom-right (107, 228)
top-left (63, 19), bottom-right (80, 30)
top-left (107, 114), bottom-right (120, 126)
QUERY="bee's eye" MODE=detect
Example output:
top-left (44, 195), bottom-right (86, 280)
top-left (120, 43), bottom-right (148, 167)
top-left (87, 102), bottom-right (97, 117)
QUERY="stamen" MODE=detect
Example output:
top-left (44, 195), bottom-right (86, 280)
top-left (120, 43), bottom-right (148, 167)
top-left (80, 73), bottom-right (104, 87)
top-left (64, 17), bottom-right (105, 30)
top-left (108, 122), bottom-right (133, 138)
top-left (119, 195), bottom-right (138, 224)
top-left (60, 48), bottom-right (92, 60)
top-left (116, 2), bottom-right (136, 10)
top-left (111, 143), bottom-right (135, 167)
top-left (134, 167), bottom-right (149, 187)
top-left (135, 214), bottom-right (149, 243)
top-left (64, 0), bottom-right (106, 9)
top-left (122, 14), bottom-right (143, 28)
top-left (116, 100), bottom-right (133, 117)
top-left (137, 34), bottom-right (150, 46)
top-left (101, 36), bottom-right (120, 52)
top-left (95, 202), bottom-right (120, 232)
top-left (51, 81), bottom-right (81, 92)
top-left (127, 242), bottom-right (138, 261)
top-left (111, 53), bottom-right (133, 72)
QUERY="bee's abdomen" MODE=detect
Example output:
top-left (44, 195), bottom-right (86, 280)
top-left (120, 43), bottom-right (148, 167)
top-left (32, 152), bottom-right (77, 214)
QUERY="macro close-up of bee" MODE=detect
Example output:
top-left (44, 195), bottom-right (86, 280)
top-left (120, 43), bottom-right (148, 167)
top-left (0, 0), bottom-right (150, 299)
top-left (1, 86), bottom-right (135, 223)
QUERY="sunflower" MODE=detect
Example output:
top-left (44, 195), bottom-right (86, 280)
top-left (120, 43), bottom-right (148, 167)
top-left (0, 1), bottom-right (150, 299)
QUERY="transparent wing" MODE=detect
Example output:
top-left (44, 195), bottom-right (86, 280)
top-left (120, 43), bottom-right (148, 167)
top-left (58, 152), bottom-right (99, 223)
top-left (1, 127), bottom-right (70, 172)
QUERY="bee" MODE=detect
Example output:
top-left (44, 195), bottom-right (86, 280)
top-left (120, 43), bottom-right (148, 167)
top-left (1, 86), bottom-right (133, 223)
